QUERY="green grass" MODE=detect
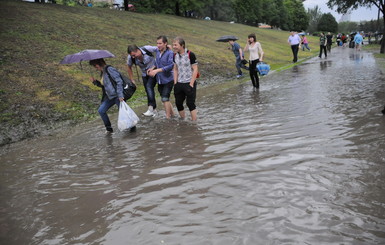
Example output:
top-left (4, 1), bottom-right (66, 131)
top-left (0, 0), bottom-right (321, 143)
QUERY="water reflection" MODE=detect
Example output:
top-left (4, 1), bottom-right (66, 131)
top-left (349, 52), bottom-right (364, 63)
top-left (1, 47), bottom-right (385, 244)
top-left (320, 60), bottom-right (332, 70)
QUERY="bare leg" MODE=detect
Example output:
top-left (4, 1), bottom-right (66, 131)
top-left (178, 110), bottom-right (185, 119)
top-left (164, 101), bottom-right (175, 119)
top-left (190, 109), bottom-right (197, 121)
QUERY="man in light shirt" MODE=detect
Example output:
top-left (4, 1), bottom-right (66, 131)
top-left (288, 31), bottom-right (301, 63)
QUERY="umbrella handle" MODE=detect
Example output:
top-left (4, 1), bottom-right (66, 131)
top-left (79, 60), bottom-right (94, 79)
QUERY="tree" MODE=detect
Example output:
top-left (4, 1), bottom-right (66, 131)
top-left (284, 0), bottom-right (309, 31)
top-left (307, 6), bottom-right (323, 33)
top-left (317, 13), bottom-right (338, 32)
top-left (260, 0), bottom-right (289, 29)
top-left (199, 0), bottom-right (235, 21)
top-left (233, 0), bottom-right (262, 26)
top-left (338, 21), bottom-right (358, 33)
top-left (327, 0), bottom-right (385, 53)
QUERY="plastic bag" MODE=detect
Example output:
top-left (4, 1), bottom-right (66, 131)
top-left (118, 101), bottom-right (139, 131)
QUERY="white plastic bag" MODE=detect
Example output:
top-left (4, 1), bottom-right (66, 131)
top-left (118, 101), bottom-right (139, 131)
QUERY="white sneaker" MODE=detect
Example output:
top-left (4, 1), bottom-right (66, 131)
top-left (143, 109), bottom-right (154, 117)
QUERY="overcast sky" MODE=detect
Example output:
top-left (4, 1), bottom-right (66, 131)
top-left (303, 0), bottom-right (381, 22)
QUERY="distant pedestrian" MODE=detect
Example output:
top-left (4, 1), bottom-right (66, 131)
top-left (326, 32), bottom-right (333, 52)
top-left (127, 45), bottom-right (157, 117)
top-left (319, 32), bottom-right (327, 58)
top-left (353, 32), bottom-right (364, 51)
top-left (244, 33), bottom-right (264, 88)
top-left (147, 36), bottom-right (176, 119)
top-left (301, 35), bottom-right (311, 51)
top-left (336, 33), bottom-right (342, 46)
top-left (172, 37), bottom-right (199, 121)
top-left (229, 40), bottom-right (248, 78)
top-left (89, 58), bottom-right (125, 133)
top-left (341, 33), bottom-right (347, 47)
top-left (288, 31), bottom-right (301, 62)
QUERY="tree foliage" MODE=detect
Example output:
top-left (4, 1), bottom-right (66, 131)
top-left (307, 6), bottom-right (323, 33)
top-left (327, 0), bottom-right (385, 53)
top-left (338, 21), bottom-right (358, 33)
top-left (317, 13), bottom-right (338, 32)
top-left (283, 0), bottom-right (309, 31)
top-left (126, 0), bottom-right (307, 30)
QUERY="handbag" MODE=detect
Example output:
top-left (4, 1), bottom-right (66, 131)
top-left (118, 101), bottom-right (139, 131)
top-left (256, 62), bottom-right (270, 76)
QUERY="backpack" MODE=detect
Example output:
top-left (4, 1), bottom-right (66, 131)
top-left (131, 47), bottom-right (153, 65)
top-left (105, 65), bottom-right (136, 101)
top-left (174, 50), bottom-right (200, 78)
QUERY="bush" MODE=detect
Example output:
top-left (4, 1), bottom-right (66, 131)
top-left (93, 1), bottom-right (110, 8)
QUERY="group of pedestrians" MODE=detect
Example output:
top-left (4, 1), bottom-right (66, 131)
top-left (89, 31), bottom-right (375, 133)
top-left (90, 36), bottom-right (199, 133)
top-left (336, 32), bottom-right (365, 51)
top-left (318, 32), bottom-right (334, 58)
top-left (228, 33), bottom-right (264, 88)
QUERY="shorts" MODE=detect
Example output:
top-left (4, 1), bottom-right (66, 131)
top-left (157, 81), bottom-right (174, 102)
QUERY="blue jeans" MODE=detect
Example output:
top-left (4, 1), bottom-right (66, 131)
top-left (157, 81), bottom-right (174, 102)
top-left (235, 57), bottom-right (249, 75)
top-left (98, 97), bottom-right (120, 130)
top-left (302, 43), bottom-right (310, 51)
top-left (143, 75), bottom-right (157, 109)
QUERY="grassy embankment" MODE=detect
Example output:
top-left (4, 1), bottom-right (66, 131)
top-left (0, 1), bottom-right (319, 145)
top-left (364, 44), bottom-right (385, 74)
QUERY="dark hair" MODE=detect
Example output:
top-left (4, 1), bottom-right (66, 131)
top-left (89, 58), bottom-right (106, 66)
top-left (127, 44), bottom-right (139, 54)
top-left (157, 35), bottom-right (168, 44)
top-left (248, 33), bottom-right (256, 42)
top-left (173, 37), bottom-right (185, 48)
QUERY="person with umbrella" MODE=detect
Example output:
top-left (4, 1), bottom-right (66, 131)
top-left (89, 58), bottom-right (125, 133)
top-left (217, 35), bottom-right (248, 78)
top-left (60, 49), bottom-right (126, 133)
top-left (229, 39), bottom-right (248, 79)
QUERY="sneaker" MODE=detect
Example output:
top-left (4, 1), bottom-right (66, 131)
top-left (143, 109), bottom-right (154, 117)
top-left (105, 127), bottom-right (113, 134)
top-left (236, 74), bottom-right (243, 79)
top-left (152, 109), bottom-right (158, 117)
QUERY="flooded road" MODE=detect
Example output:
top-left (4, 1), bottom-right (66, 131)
top-left (1, 47), bottom-right (385, 245)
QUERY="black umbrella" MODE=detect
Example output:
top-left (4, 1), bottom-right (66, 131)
top-left (216, 35), bottom-right (239, 42)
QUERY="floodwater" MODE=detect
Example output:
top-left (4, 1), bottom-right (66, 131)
top-left (1, 47), bottom-right (385, 245)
